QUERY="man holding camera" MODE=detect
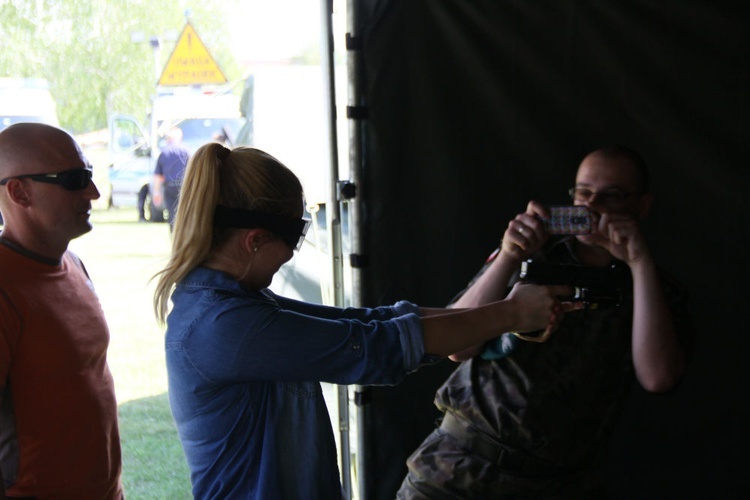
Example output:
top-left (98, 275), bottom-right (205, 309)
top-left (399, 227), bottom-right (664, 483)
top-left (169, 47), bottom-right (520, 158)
top-left (397, 145), bottom-right (692, 498)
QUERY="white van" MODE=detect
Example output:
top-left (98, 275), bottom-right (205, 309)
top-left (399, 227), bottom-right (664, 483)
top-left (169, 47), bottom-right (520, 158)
top-left (0, 78), bottom-right (60, 224)
top-left (0, 77), bottom-right (59, 131)
top-left (107, 86), bottom-right (246, 221)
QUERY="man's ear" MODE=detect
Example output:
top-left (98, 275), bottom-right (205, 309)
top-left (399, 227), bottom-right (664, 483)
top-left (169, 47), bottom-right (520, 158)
top-left (4, 179), bottom-right (32, 207)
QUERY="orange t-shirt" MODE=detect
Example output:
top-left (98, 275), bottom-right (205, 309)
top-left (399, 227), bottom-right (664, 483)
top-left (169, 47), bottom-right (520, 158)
top-left (0, 242), bottom-right (122, 499)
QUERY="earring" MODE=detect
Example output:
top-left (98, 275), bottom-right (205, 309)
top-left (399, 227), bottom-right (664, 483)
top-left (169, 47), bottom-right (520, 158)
top-left (253, 247), bottom-right (258, 253)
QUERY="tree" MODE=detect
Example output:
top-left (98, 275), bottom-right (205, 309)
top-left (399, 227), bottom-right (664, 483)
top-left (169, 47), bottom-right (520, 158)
top-left (0, 0), bottom-right (242, 133)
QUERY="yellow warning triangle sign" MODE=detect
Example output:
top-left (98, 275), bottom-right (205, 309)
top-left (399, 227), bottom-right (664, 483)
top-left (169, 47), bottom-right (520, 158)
top-left (158, 22), bottom-right (228, 86)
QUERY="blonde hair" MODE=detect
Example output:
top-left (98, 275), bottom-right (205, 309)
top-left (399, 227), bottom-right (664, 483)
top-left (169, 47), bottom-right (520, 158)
top-left (153, 143), bottom-right (303, 324)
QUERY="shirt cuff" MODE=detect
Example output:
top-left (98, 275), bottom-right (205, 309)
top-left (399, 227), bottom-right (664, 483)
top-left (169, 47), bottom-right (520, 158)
top-left (394, 312), bottom-right (425, 373)
top-left (390, 300), bottom-right (420, 317)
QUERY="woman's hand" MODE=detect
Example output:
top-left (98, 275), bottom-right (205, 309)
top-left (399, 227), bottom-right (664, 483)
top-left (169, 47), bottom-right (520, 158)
top-left (504, 282), bottom-right (582, 336)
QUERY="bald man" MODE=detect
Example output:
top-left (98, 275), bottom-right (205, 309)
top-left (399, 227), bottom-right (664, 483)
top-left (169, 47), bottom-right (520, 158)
top-left (0, 123), bottom-right (123, 499)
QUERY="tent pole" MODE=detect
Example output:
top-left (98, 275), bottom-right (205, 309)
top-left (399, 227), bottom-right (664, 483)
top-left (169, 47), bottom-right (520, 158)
top-left (345, 0), bottom-right (369, 499)
top-left (320, 0), bottom-right (352, 498)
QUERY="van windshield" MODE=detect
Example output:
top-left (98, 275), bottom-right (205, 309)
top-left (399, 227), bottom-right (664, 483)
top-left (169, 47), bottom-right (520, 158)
top-left (157, 118), bottom-right (244, 152)
top-left (1, 115), bottom-right (57, 131)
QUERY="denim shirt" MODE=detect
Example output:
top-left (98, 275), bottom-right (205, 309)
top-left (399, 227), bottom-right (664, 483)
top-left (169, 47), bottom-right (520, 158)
top-left (165, 266), bottom-right (426, 499)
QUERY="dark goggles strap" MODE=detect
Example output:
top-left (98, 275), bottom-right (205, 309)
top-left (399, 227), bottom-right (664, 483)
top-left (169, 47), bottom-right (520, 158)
top-left (214, 205), bottom-right (308, 249)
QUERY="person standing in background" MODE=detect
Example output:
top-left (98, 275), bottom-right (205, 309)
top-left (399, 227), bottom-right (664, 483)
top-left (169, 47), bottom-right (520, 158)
top-left (153, 126), bottom-right (190, 231)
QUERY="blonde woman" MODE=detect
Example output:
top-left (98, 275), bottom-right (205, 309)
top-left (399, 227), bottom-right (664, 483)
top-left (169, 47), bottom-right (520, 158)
top-left (153, 143), bottom-right (576, 499)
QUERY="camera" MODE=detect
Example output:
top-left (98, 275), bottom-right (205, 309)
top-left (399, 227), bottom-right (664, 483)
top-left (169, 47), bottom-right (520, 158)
top-left (519, 259), bottom-right (631, 309)
top-left (543, 206), bottom-right (592, 235)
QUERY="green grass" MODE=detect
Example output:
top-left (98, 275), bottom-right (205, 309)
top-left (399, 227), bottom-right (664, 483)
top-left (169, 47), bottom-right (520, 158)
top-left (68, 207), bottom-right (192, 499)
top-left (118, 394), bottom-right (191, 499)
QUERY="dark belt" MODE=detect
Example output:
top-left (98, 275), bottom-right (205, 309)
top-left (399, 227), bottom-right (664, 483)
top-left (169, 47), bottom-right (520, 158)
top-left (439, 411), bottom-right (562, 476)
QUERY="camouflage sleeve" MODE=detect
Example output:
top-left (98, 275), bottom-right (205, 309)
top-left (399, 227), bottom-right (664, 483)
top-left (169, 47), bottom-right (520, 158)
top-left (480, 333), bottom-right (521, 360)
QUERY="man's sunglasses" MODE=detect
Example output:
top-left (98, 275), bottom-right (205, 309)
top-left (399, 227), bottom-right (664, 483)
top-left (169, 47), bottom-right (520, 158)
top-left (0, 167), bottom-right (94, 191)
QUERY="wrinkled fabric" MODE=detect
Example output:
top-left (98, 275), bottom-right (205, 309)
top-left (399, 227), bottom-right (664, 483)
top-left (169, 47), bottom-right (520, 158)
top-left (399, 238), bottom-right (692, 498)
top-left (166, 266), bottom-right (430, 499)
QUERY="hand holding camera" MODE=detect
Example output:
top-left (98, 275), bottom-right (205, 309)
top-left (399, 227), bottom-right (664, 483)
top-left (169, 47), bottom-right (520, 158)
top-left (503, 202), bottom-right (595, 261)
top-left (584, 212), bottom-right (652, 266)
top-left (501, 201), bottom-right (549, 261)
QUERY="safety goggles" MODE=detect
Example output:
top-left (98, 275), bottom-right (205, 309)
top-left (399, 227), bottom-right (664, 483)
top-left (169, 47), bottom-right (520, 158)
top-left (0, 167), bottom-right (94, 191)
top-left (214, 205), bottom-right (311, 251)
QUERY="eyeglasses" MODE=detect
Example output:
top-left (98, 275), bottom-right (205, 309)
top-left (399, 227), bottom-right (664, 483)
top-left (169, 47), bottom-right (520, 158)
top-left (0, 167), bottom-right (93, 191)
top-left (214, 205), bottom-right (312, 251)
top-left (568, 187), bottom-right (640, 207)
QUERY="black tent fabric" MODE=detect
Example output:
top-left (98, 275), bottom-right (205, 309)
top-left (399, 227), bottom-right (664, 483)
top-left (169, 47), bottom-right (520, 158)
top-left (353, 1), bottom-right (748, 498)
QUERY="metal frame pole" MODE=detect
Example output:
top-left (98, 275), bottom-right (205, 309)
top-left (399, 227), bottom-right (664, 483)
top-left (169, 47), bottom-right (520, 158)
top-left (320, 0), bottom-right (351, 498)
top-left (345, 1), bottom-right (369, 499)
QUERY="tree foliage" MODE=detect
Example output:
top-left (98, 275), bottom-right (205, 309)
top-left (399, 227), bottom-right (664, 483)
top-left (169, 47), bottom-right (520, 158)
top-left (0, 0), bottom-right (243, 133)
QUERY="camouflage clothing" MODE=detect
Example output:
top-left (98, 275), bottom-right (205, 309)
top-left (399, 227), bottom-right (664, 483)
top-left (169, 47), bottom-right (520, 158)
top-left (398, 238), bottom-right (691, 499)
